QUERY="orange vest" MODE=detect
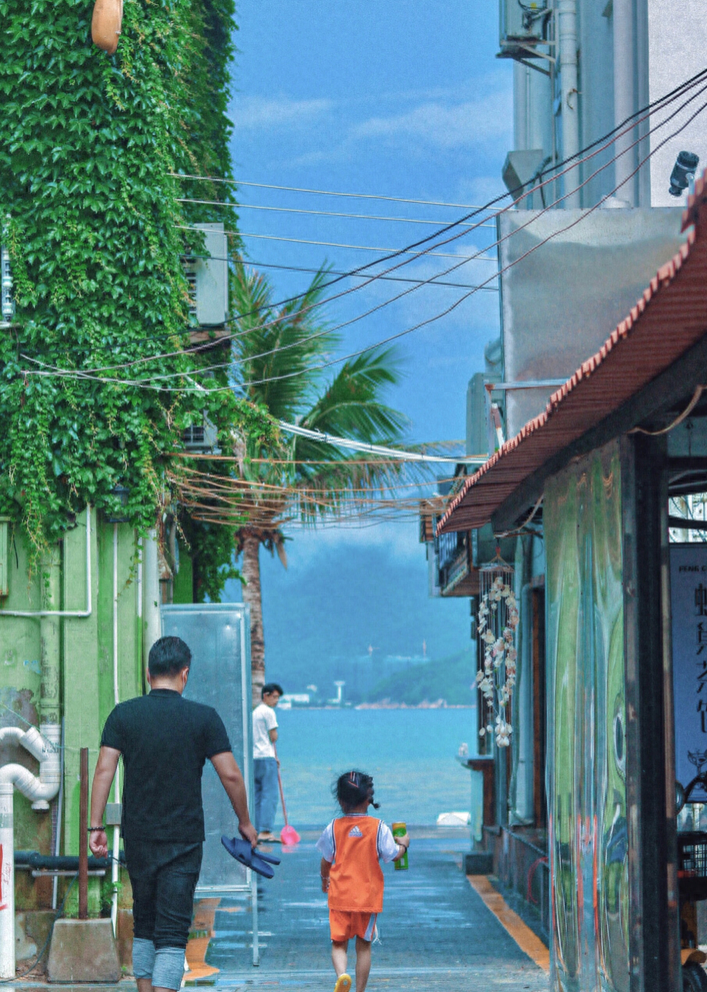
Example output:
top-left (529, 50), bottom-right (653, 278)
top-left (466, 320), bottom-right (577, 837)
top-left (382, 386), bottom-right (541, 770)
top-left (328, 816), bottom-right (385, 913)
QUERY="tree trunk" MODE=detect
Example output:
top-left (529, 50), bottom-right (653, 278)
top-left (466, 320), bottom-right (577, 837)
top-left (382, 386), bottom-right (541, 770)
top-left (240, 531), bottom-right (265, 707)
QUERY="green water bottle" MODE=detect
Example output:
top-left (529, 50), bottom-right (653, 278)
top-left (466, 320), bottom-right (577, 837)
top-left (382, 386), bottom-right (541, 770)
top-left (392, 822), bottom-right (408, 871)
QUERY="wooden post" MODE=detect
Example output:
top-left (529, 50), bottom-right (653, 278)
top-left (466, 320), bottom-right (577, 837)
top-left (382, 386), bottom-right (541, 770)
top-left (468, 757), bottom-right (496, 828)
top-left (79, 747), bottom-right (88, 920)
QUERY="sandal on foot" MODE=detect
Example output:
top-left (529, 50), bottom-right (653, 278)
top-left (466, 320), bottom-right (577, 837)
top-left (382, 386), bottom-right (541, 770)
top-left (334, 975), bottom-right (352, 992)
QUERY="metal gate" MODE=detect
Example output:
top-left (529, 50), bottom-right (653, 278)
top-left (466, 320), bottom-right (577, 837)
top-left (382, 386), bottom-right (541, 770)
top-left (160, 603), bottom-right (258, 965)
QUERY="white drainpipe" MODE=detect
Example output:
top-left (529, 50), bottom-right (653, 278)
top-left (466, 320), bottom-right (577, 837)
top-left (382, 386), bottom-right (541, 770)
top-left (557, 0), bottom-right (580, 207)
top-left (613, 0), bottom-right (636, 205)
top-left (0, 724), bottom-right (61, 979)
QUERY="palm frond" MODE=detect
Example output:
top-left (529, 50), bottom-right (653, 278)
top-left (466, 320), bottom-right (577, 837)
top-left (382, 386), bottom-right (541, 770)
top-left (231, 263), bottom-right (338, 419)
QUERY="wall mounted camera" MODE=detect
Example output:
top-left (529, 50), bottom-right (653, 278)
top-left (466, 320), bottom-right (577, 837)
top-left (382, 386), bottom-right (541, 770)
top-left (669, 151), bottom-right (700, 197)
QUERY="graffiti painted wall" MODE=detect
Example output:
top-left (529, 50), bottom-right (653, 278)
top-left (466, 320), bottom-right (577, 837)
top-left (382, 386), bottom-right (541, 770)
top-left (545, 440), bottom-right (629, 992)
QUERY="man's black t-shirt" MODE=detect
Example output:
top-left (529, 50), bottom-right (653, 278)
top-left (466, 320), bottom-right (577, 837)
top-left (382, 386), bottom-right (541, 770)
top-left (101, 689), bottom-right (231, 843)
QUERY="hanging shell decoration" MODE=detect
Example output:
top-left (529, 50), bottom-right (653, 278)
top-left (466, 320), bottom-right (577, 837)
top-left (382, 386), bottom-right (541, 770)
top-left (476, 573), bottom-right (519, 747)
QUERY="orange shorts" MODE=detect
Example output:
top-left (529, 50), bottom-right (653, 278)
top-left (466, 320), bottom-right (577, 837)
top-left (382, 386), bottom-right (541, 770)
top-left (329, 909), bottom-right (378, 943)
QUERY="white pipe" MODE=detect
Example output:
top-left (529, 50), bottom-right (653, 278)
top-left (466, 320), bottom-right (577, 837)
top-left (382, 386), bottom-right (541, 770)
top-left (0, 783), bottom-right (16, 979)
top-left (142, 528), bottom-right (161, 660)
top-left (557, 0), bottom-right (580, 208)
top-left (111, 525), bottom-right (120, 937)
top-left (137, 538), bottom-right (143, 620)
top-left (0, 723), bottom-right (61, 979)
top-left (0, 507), bottom-right (92, 617)
top-left (0, 728), bottom-right (24, 749)
top-left (0, 725), bottom-right (61, 808)
top-left (613, 0), bottom-right (636, 205)
top-left (278, 421), bottom-right (486, 464)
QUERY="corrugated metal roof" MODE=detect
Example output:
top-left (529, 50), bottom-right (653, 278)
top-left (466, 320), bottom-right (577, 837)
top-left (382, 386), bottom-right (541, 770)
top-left (438, 175), bottom-right (707, 536)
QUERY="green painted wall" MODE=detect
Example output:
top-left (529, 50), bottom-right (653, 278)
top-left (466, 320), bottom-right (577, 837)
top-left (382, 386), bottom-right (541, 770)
top-left (0, 509), bottom-right (154, 914)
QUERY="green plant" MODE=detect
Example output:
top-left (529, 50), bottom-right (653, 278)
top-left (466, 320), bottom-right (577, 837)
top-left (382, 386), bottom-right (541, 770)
top-left (230, 263), bottom-right (410, 699)
top-left (0, 0), bottom-right (269, 564)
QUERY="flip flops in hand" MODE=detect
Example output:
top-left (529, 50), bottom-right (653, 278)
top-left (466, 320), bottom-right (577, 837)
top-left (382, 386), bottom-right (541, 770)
top-left (220, 835), bottom-right (281, 879)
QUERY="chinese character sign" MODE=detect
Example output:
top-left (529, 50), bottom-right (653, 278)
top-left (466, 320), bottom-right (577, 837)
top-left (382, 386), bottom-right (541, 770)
top-left (671, 545), bottom-right (707, 798)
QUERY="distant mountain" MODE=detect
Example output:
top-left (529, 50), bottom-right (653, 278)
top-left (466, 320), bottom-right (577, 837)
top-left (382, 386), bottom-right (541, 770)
top-left (363, 649), bottom-right (476, 706)
top-left (223, 538), bottom-right (471, 697)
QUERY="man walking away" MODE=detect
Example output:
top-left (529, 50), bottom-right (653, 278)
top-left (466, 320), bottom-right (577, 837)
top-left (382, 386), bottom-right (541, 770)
top-left (89, 636), bottom-right (257, 992)
top-left (253, 682), bottom-right (283, 843)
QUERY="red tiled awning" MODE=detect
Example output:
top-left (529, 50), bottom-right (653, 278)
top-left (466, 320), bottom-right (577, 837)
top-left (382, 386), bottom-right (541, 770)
top-left (438, 176), bottom-right (707, 536)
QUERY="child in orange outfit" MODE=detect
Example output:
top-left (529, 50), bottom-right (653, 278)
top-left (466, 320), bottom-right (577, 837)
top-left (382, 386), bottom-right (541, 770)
top-left (317, 770), bottom-right (410, 992)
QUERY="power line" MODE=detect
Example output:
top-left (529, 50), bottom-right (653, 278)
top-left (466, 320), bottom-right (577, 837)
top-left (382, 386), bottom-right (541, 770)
top-left (29, 81), bottom-right (706, 395)
top-left (278, 422), bottom-right (487, 463)
top-left (176, 198), bottom-right (497, 229)
top-left (171, 175), bottom-right (493, 211)
top-left (157, 66), bottom-right (707, 362)
top-left (53, 78), bottom-right (707, 386)
top-left (187, 255), bottom-right (498, 291)
top-left (165, 63), bottom-right (707, 324)
top-left (236, 91), bottom-right (707, 392)
top-left (179, 226), bottom-right (498, 261)
top-left (19, 69), bottom-right (707, 389)
top-left (23, 62), bottom-right (699, 373)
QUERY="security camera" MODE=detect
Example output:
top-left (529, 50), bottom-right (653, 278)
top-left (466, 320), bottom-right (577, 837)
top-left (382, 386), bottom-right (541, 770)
top-left (669, 151), bottom-right (700, 197)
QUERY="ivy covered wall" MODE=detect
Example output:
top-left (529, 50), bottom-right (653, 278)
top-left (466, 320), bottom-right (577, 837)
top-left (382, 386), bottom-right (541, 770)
top-left (0, 0), bottom-right (266, 932)
top-left (0, 0), bottom-right (265, 568)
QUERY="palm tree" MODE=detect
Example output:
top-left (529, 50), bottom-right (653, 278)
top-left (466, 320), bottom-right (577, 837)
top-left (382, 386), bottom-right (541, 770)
top-left (231, 263), bottom-right (409, 703)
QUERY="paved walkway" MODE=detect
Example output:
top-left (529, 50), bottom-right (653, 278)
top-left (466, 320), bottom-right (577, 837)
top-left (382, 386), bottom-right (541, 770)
top-left (197, 827), bottom-right (549, 992)
top-left (8, 828), bottom-right (548, 992)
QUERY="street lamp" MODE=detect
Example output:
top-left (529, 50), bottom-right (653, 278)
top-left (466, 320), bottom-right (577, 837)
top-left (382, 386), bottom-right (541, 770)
top-left (107, 485), bottom-right (130, 523)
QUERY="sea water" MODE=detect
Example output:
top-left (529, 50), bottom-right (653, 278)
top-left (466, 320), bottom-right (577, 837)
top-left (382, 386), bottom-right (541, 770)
top-left (272, 706), bottom-right (479, 828)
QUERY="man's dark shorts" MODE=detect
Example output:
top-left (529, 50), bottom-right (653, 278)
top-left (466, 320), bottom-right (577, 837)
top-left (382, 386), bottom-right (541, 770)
top-left (125, 840), bottom-right (203, 949)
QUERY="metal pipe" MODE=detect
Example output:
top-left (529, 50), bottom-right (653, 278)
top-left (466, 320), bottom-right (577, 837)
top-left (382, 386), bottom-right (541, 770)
top-left (557, 0), bottom-right (580, 207)
top-left (52, 719), bottom-right (65, 910)
top-left (78, 747), bottom-right (88, 919)
top-left (613, 0), bottom-right (636, 205)
top-left (0, 783), bottom-right (16, 978)
top-left (111, 525), bottom-right (120, 936)
top-left (39, 546), bottom-right (61, 726)
top-left (15, 851), bottom-right (122, 870)
top-left (0, 507), bottom-right (92, 617)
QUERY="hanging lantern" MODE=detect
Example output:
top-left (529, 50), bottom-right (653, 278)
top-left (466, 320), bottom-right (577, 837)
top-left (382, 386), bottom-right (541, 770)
top-left (476, 558), bottom-right (518, 748)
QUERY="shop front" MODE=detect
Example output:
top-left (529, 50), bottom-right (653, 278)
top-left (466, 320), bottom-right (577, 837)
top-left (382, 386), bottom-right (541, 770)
top-left (438, 177), bottom-right (707, 992)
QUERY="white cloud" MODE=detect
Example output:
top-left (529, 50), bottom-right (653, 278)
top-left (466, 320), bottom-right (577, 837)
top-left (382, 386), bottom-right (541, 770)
top-left (351, 90), bottom-right (513, 150)
top-left (229, 95), bottom-right (333, 131)
top-left (456, 174), bottom-right (509, 206)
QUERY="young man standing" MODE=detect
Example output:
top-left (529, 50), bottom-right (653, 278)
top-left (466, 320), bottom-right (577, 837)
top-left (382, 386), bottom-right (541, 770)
top-left (89, 636), bottom-right (257, 992)
top-left (252, 682), bottom-right (283, 844)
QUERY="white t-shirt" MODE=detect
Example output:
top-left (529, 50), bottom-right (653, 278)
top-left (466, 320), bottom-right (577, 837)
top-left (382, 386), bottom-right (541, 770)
top-left (252, 702), bottom-right (278, 759)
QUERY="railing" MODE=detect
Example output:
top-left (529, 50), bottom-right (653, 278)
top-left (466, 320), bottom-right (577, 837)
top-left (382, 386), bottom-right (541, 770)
top-left (437, 530), bottom-right (470, 592)
top-left (494, 826), bottom-right (549, 941)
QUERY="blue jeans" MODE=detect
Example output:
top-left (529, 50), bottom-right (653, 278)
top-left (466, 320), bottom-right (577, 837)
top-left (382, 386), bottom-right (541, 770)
top-left (125, 839), bottom-right (202, 949)
top-left (254, 757), bottom-right (279, 832)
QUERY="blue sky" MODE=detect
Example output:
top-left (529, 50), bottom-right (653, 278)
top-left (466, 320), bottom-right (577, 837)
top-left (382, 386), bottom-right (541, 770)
top-left (224, 1), bottom-right (514, 680)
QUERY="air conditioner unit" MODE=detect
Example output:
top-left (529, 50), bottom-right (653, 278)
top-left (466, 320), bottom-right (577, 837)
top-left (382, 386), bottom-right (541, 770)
top-left (183, 223), bottom-right (228, 327)
top-left (1, 244), bottom-right (14, 328)
top-left (182, 417), bottom-right (220, 454)
top-left (499, 0), bottom-right (550, 57)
